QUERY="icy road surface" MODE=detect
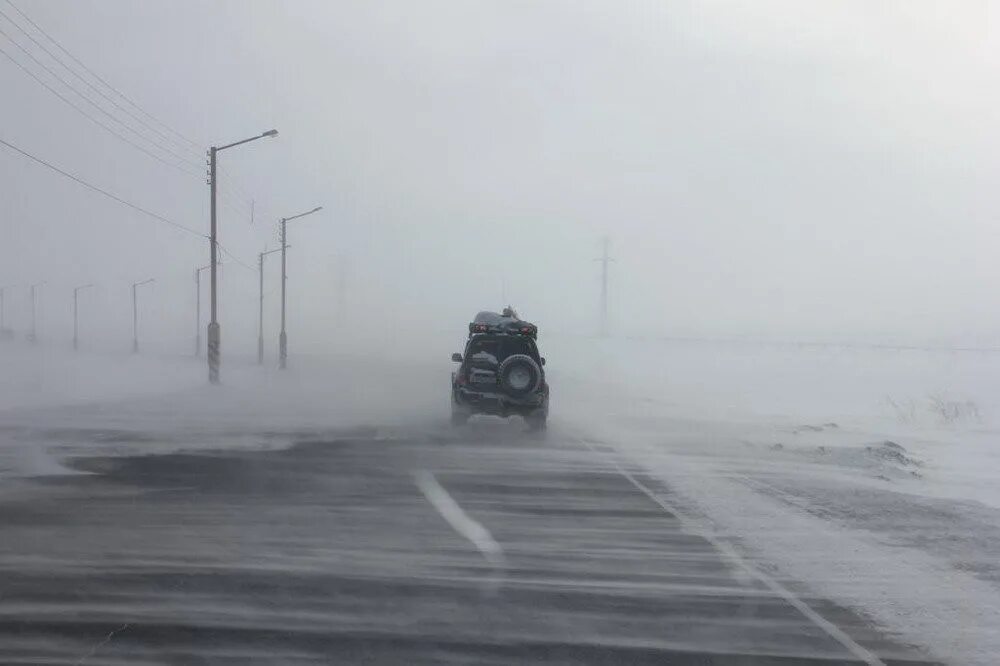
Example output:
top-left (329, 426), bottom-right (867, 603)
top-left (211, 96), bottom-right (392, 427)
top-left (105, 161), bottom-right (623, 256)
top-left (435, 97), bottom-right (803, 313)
top-left (0, 340), bottom-right (994, 663)
top-left (0, 423), bottom-right (933, 661)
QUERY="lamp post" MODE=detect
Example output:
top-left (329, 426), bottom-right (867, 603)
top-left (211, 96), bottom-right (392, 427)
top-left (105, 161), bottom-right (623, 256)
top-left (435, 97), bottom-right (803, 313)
top-left (27, 282), bottom-right (44, 343)
top-left (73, 283), bottom-right (94, 351)
top-left (207, 128), bottom-right (278, 383)
top-left (0, 285), bottom-right (12, 339)
top-left (278, 206), bottom-right (323, 369)
top-left (258, 247), bottom-right (282, 365)
top-left (194, 263), bottom-right (210, 356)
top-left (132, 278), bottom-right (154, 353)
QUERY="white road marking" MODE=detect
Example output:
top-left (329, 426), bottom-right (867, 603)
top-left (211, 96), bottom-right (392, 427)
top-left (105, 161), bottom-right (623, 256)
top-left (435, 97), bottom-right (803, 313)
top-left (413, 470), bottom-right (506, 571)
top-left (580, 440), bottom-right (887, 666)
top-left (75, 623), bottom-right (129, 665)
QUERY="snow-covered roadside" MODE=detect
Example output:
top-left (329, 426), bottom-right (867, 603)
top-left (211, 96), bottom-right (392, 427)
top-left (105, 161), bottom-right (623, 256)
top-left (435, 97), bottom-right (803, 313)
top-left (548, 336), bottom-right (1000, 665)
top-left (0, 344), bottom-right (201, 413)
top-left (0, 342), bottom-right (451, 481)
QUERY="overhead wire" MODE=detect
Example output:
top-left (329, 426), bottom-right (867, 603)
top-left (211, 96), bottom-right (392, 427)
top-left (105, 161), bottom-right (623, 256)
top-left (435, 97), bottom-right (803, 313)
top-left (217, 166), bottom-right (260, 211)
top-left (1, 0), bottom-right (266, 280)
top-left (0, 135), bottom-right (204, 239)
top-left (0, 42), bottom-right (203, 179)
top-left (1, 0), bottom-right (201, 152)
top-left (0, 23), bottom-right (204, 172)
top-left (0, 5), bottom-right (199, 160)
top-left (1, 1), bottom-right (263, 215)
top-left (215, 243), bottom-right (256, 272)
top-left (0, 34), bottom-right (257, 220)
top-left (2, 135), bottom-right (261, 271)
top-left (0, 6), bottom-right (202, 167)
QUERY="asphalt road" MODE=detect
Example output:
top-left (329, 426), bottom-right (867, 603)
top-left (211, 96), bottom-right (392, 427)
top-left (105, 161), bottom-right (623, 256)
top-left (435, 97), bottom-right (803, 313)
top-left (0, 419), bottom-right (937, 665)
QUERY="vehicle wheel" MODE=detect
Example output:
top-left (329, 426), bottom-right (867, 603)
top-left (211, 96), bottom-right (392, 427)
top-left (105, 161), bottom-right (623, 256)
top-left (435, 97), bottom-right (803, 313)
top-left (498, 354), bottom-right (541, 396)
top-left (525, 409), bottom-right (547, 431)
top-left (451, 401), bottom-right (469, 426)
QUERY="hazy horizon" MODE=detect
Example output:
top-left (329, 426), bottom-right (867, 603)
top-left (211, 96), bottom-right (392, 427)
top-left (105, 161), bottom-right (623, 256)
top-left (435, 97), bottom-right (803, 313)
top-left (3, 0), bottom-right (998, 354)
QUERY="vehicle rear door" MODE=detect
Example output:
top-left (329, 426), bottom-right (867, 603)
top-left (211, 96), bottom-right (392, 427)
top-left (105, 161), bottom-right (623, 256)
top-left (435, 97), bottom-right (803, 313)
top-left (464, 336), bottom-right (502, 389)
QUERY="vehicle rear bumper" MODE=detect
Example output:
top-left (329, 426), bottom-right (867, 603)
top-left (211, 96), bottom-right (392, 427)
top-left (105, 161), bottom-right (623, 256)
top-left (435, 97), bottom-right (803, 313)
top-left (454, 387), bottom-right (546, 416)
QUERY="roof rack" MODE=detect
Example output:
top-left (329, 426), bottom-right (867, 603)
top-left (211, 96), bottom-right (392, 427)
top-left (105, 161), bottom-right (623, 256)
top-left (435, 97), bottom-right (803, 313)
top-left (468, 310), bottom-right (538, 339)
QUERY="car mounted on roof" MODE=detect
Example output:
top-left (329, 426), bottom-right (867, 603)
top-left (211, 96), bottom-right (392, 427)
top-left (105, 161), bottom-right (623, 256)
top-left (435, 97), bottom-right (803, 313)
top-left (450, 308), bottom-right (549, 429)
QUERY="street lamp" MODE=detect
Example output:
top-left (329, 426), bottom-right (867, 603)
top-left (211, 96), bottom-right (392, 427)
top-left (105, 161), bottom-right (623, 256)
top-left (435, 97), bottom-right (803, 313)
top-left (27, 281), bottom-right (44, 343)
top-left (207, 128), bottom-right (278, 383)
top-left (132, 278), bottom-right (155, 353)
top-left (278, 206), bottom-right (323, 369)
top-left (73, 283), bottom-right (94, 351)
top-left (194, 263), bottom-right (211, 357)
top-left (194, 261), bottom-right (225, 356)
top-left (0, 285), bottom-right (13, 339)
top-left (258, 247), bottom-right (282, 365)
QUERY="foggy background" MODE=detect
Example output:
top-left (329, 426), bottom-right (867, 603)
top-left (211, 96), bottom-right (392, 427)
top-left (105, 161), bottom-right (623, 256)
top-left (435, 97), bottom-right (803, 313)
top-left (2, 0), bottom-right (998, 358)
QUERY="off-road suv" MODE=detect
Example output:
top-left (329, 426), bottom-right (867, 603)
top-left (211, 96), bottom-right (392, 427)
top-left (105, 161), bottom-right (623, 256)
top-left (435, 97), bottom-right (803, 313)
top-left (450, 310), bottom-right (549, 429)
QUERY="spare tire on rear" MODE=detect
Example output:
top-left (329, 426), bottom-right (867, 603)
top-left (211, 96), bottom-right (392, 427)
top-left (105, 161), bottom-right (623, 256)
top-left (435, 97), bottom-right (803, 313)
top-left (498, 354), bottom-right (541, 396)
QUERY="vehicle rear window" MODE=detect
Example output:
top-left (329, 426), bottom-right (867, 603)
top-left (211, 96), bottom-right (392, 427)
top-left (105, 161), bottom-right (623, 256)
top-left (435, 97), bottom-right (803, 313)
top-left (466, 336), bottom-right (539, 364)
top-left (467, 337), bottom-right (501, 365)
top-left (501, 337), bottom-right (539, 361)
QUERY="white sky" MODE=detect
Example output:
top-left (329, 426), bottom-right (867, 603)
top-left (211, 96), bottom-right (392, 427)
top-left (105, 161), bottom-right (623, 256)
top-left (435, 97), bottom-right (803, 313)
top-left (1, 0), bottom-right (998, 353)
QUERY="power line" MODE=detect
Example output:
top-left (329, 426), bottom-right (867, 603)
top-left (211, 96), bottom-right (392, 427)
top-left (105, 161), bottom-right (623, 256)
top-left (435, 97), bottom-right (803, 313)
top-left (215, 242), bottom-right (255, 271)
top-left (0, 43), bottom-right (202, 179)
top-left (0, 135), bottom-right (204, 239)
top-left (0, 5), bottom-right (202, 165)
top-left (1, 0), bottom-right (263, 215)
top-left (2, 0), bottom-right (202, 152)
top-left (217, 166), bottom-right (260, 213)
top-left (0, 24), bottom-right (204, 173)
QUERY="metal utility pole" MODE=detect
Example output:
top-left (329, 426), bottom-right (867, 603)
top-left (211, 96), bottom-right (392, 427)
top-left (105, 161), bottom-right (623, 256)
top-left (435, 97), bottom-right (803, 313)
top-left (207, 128), bottom-right (278, 384)
top-left (132, 278), bottom-right (154, 353)
top-left (27, 282), bottom-right (43, 343)
top-left (194, 263), bottom-right (211, 356)
top-left (278, 206), bottom-right (323, 370)
top-left (595, 237), bottom-right (614, 337)
top-left (72, 284), bottom-right (94, 351)
top-left (337, 256), bottom-right (348, 319)
top-left (280, 219), bottom-right (287, 367)
top-left (257, 247), bottom-right (281, 364)
top-left (0, 285), bottom-right (11, 339)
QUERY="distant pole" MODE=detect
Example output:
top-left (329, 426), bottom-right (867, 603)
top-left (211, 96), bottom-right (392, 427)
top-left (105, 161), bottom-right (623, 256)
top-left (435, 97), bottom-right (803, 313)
top-left (279, 218), bottom-right (288, 369)
top-left (0, 285), bottom-right (14, 340)
top-left (600, 238), bottom-right (608, 336)
top-left (257, 247), bottom-right (282, 365)
top-left (207, 128), bottom-right (279, 384)
top-left (27, 283), bottom-right (39, 343)
top-left (208, 145), bottom-right (220, 381)
top-left (276, 206), bottom-right (322, 370)
top-left (338, 257), bottom-right (347, 319)
top-left (596, 237), bottom-right (613, 337)
top-left (132, 283), bottom-right (138, 353)
top-left (72, 284), bottom-right (93, 351)
top-left (195, 268), bottom-right (201, 356)
top-left (132, 278), bottom-right (154, 353)
top-left (194, 264), bottom-right (210, 357)
top-left (259, 251), bottom-right (265, 364)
